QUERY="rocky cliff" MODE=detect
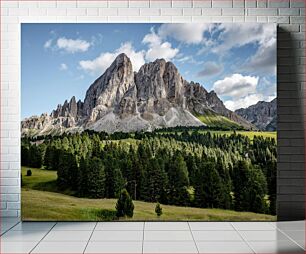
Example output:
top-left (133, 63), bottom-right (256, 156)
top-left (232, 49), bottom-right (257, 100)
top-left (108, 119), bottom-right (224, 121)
top-left (22, 53), bottom-right (255, 137)
top-left (235, 98), bottom-right (277, 131)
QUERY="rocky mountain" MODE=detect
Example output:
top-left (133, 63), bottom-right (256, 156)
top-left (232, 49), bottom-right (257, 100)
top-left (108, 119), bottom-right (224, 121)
top-left (235, 98), bottom-right (277, 131)
top-left (21, 53), bottom-right (255, 137)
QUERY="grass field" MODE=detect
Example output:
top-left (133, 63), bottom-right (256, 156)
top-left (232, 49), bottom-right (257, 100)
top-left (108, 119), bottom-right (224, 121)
top-left (21, 167), bottom-right (276, 221)
top-left (198, 130), bottom-right (277, 140)
top-left (159, 130), bottom-right (276, 141)
top-left (196, 113), bottom-right (241, 129)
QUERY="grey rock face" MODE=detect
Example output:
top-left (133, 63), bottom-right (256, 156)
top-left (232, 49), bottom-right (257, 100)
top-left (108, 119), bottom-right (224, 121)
top-left (235, 98), bottom-right (277, 131)
top-left (83, 53), bottom-right (135, 121)
top-left (22, 53), bottom-right (255, 137)
top-left (135, 59), bottom-right (186, 115)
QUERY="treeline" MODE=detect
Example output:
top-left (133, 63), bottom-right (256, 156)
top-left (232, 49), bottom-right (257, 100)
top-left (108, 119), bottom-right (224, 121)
top-left (21, 130), bottom-right (276, 215)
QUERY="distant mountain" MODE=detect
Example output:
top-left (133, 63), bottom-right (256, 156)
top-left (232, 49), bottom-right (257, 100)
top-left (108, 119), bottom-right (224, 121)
top-left (235, 99), bottom-right (277, 131)
top-left (21, 53), bottom-right (255, 137)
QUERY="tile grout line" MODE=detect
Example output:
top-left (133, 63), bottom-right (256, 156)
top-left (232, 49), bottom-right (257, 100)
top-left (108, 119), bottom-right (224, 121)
top-left (0, 220), bottom-right (20, 236)
top-left (29, 222), bottom-right (57, 254)
top-left (83, 222), bottom-right (98, 254)
top-left (268, 221), bottom-right (277, 229)
top-left (230, 222), bottom-right (256, 254)
top-left (142, 222), bottom-right (145, 254)
top-left (270, 220), bottom-right (304, 250)
top-left (275, 227), bottom-right (306, 251)
top-left (187, 222), bottom-right (200, 254)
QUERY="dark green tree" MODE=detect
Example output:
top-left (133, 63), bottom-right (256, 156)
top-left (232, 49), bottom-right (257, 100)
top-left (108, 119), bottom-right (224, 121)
top-left (233, 161), bottom-right (268, 213)
top-left (155, 202), bottom-right (163, 217)
top-left (82, 157), bottom-right (106, 198)
top-left (167, 153), bottom-right (190, 206)
top-left (115, 189), bottom-right (134, 218)
top-left (57, 150), bottom-right (78, 189)
top-left (29, 145), bottom-right (43, 168)
top-left (141, 158), bottom-right (168, 203)
top-left (44, 145), bottom-right (53, 170)
top-left (21, 145), bottom-right (30, 166)
top-left (26, 169), bottom-right (32, 176)
top-left (194, 161), bottom-right (223, 208)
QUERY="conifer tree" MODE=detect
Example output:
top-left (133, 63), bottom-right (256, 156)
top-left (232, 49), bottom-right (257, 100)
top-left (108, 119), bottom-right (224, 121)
top-left (141, 158), bottom-right (168, 203)
top-left (115, 189), bottom-right (134, 218)
top-left (168, 152), bottom-right (190, 206)
top-left (84, 157), bottom-right (106, 198)
top-left (155, 202), bottom-right (163, 217)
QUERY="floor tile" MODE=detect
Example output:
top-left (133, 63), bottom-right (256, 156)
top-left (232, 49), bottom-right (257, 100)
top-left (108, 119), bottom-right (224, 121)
top-left (239, 230), bottom-right (290, 241)
top-left (143, 241), bottom-right (198, 253)
top-left (192, 230), bottom-right (243, 241)
top-left (0, 241), bottom-right (37, 253)
top-left (197, 241), bottom-right (253, 253)
top-left (249, 240), bottom-right (304, 253)
top-left (32, 241), bottom-right (87, 253)
top-left (144, 230), bottom-right (193, 241)
top-left (95, 222), bottom-right (144, 231)
top-left (1, 230), bottom-right (47, 242)
top-left (52, 222), bottom-right (96, 231)
top-left (42, 230), bottom-right (92, 242)
top-left (11, 222), bottom-right (55, 231)
top-left (1, 221), bottom-right (21, 234)
top-left (189, 222), bottom-right (234, 231)
top-left (145, 222), bottom-right (190, 231)
top-left (85, 241), bottom-right (143, 253)
top-left (275, 221), bottom-right (305, 231)
top-left (90, 230), bottom-right (143, 241)
top-left (232, 222), bottom-right (276, 231)
top-left (282, 230), bottom-right (305, 249)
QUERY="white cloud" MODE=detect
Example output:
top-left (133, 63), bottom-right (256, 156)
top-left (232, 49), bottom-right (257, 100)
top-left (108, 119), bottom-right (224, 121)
top-left (225, 94), bottom-right (276, 111)
top-left (158, 23), bottom-right (212, 44)
top-left (197, 61), bottom-right (223, 77)
top-left (215, 74), bottom-right (276, 111)
top-left (142, 28), bottom-right (179, 62)
top-left (244, 37), bottom-right (276, 74)
top-left (143, 30), bottom-right (162, 46)
top-left (79, 42), bottom-right (145, 75)
top-left (212, 23), bottom-right (276, 53)
top-left (59, 63), bottom-right (68, 71)
top-left (44, 39), bottom-right (52, 49)
top-left (213, 74), bottom-right (259, 99)
top-left (225, 94), bottom-right (264, 111)
top-left (56, 37), bottom-right (91, 53)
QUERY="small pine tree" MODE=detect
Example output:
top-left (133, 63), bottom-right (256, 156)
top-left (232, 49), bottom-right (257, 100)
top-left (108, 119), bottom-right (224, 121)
top-left (115, 189), bottom-right (134, 218)
top-left (155, 202), bottom-right (162, 217)
top-left (26, 169), bottom-right (32, 176)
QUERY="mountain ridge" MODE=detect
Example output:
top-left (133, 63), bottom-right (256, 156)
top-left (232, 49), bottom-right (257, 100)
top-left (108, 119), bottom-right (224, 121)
top-left (235, 98), bottom-right (277, 131)
top-left (21, 53), bottom-right (255, 137)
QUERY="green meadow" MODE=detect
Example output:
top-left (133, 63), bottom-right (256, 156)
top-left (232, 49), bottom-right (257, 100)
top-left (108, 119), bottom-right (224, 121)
top-left (21, 167), bottom-right (276, 221)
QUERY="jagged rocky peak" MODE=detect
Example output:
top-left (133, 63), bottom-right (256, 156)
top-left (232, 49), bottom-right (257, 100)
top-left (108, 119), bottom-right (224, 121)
top-left (235, 98), bottom-right (276, 131)
top-left (51, 96), bottom-right (82, 119)
top-left (22, 53), bottom-right (258, 137)
top-left (135, 58), bottom-right (185, 106)
top-left (83, 53), bottom-right (135, 120)
top-left (185, 81), bottom-right (208, 99)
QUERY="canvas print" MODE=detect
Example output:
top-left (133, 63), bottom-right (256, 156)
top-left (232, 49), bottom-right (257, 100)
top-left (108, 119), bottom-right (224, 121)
top-left (21, 23), bottom-right (277, 221)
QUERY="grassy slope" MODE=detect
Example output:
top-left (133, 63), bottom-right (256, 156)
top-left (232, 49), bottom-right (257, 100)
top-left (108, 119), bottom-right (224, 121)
top-left (21, 167), bottom-right (276, 221)
top-left (195, 111), bottom-right (241, 129)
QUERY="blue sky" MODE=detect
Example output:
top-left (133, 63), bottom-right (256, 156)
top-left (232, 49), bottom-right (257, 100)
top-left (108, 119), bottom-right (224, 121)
top-left (21, 23), bottom-right (276, 119)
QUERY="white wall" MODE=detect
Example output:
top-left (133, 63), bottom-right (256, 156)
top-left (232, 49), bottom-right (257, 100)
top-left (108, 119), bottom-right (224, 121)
top-left (1, 0), bottom-right (305, 219)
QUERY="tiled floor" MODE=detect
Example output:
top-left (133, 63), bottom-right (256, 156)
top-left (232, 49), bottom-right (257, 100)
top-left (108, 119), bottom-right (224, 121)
top-left (0, 218), bottom-right (304, 253)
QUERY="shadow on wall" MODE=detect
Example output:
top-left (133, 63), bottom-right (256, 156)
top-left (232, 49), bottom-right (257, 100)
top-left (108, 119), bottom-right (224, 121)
top-left (277, 26), bottom-right (305, 221)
